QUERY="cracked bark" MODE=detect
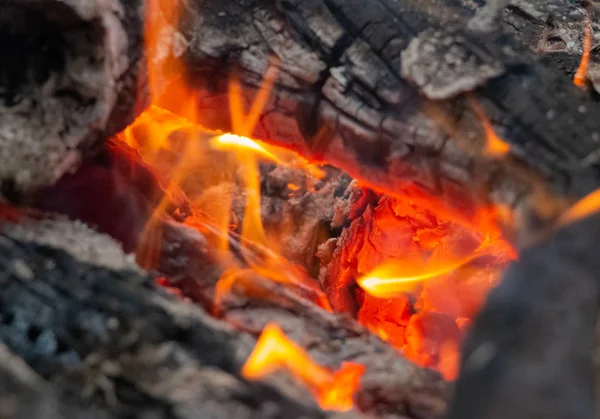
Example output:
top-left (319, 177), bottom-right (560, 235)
top-left (150, 0), bottom-right (600, 245)
top-left (0, 210), bottom-right (447, 419)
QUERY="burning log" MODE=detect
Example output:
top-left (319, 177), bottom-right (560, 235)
top-left (0, 211), bottom-right (447, 419)
top-left (0, 0), bottom-right (147, 198)
top-left (2, 0), bottom-right (600, 418)
top-left (152, 0), bottom-right (600, 243)
top-left (0, 214), bottom-right (337, 418)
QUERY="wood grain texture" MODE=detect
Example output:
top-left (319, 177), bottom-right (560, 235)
top-left (148, 0), bottom-right (600, 244)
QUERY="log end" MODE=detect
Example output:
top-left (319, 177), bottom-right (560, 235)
top-left (0, 0), bottom-right (147, 198)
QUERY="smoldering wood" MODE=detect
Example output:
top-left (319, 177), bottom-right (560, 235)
top-left (0, 209), bottom-right (448, 419)
top-left (0, 215), bottom-right (350, 419)
top-left (156, 220), bottom-right (449, 419)
top-left (0, 0), bottom-right (147, 198)
top-left (456, 0), bottom-right (600, 89)
top-left (149, 0), bottom-right (600, 245)
top-left (448, 211), bottom-right (600, 419)
top-left (502, 0), bottom-right (600, 85)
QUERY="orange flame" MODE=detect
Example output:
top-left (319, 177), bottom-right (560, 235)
top-left (125, 0), bottom-right (514, 393)
top-left (208, 66), bottom-right (329, 313)
top-left (574, 14), bottom-right (592, 88)
top-left (559, 187), bottom-right (600, 226)
top-left (470, 98), bottom-right (510, 158)
top-left (242, 323), bottom-right (364, 411)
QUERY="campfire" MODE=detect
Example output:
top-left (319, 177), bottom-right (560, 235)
top-left (1, 0), bottom-right (600, 418)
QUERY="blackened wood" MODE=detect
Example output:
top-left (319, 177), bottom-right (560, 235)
top-left (0, 0), bottom-right (147, 198)
top-left (155, 0), bottom-right (600, 243)
top-left (0, 212), bottom-right (447, 419)
top-left (156, 218), bottom-right (449, 419)
top-left (0, 217), bottom-right (348, 419)
top-left (448, 212), bottom-right (600, 419)
top-left (503, 0), bottom-right (599, 81)
top-left (0, 344), bottom-right (108, 419)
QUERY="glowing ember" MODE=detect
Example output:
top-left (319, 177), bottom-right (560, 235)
top-left (330, 193), bottom-right (515, 380)
top-left (242, 323), bottom-right (364, 411)
top-left (118, 0), bottom-right (516, 397)
top-left (574, 14), bottom-right (592, 88)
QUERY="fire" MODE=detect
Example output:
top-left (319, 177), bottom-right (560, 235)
top-left (242, 323), bottom-right (364, 411)
top-left (212, 133), bottom-right (279, 160)
top-left (130, 0), bottom-right (331, 319)
top-left (470, 98), bottom-right (510, 157)
top-left (574, 13), bottom-right (592, 88)
top-left (559, 187), bottom-right (600, 226)
top-left (358, 238), bottom-right (508, 298)
top-left (339, 194), bottom-right (515, 380)
top-left (116, 0), bottom-right (516, 397)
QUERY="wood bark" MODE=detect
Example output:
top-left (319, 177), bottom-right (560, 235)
top-left (0, 210), bottom-right (448, 419)
top-left (502, 0), bottom-right (600, 84)
top-left (150, 0), bottom-right (600, 245)
top-left (0, 0), bottom-right (147, 198)
top-left (1, 1), bottom-right (600, 418)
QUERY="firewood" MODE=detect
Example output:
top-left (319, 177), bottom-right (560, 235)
top-left (0, 344), bottom-right (108, 419)
top-left (448, 211), bottom-right (600, 419)
top-left (0, 0), bottom-right (147, 198)
top-left (152, 0), bottom-right (600, 244)
top-left (0, 210), bottom-right (447, 418)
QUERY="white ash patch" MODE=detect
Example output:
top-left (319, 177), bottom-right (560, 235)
top-left (401, 29), bottom-right (505, 100)
top-left (1, 217), bottom-right (140, 272)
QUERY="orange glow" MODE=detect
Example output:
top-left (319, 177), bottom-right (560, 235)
top-left (117, 0), bottom-right (515, 392)
top-left (358, 239), bottom-right (507, 298)
top-left (212, 133), bottom-right (279, 160)
top-left (332, 192), bottom-right (515, 380)
top-left (559, 187), bottom-right (600, 226)
top-left (242, 323), bottom-right (364, 411)
top-left (470, 98), bottom-right (510, 157)
top-left (574, 14), bottom-right (592, 88)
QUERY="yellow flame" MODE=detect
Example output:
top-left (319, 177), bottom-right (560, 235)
top-left (358, 239), bottom-right (510, 299)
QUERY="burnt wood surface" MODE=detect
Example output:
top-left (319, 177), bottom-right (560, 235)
top-left (0, 0), bottom-right (147, 198)
top-left (0, 213), bottom-right (448, 419)
top-left (448, 211), bottom-right (600, 419)
top-left (502, 0), bottom-right (600, 83)
top-left (149, 0), bottom-right (600, 243)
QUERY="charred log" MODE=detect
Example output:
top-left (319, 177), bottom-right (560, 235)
top-left (0, 344), bottom-right (108, 419)
top-left (149, 0), bottom-right (600, 244)
top-left (502, 0), bottom-right (600, 84)
top-left (0, 212), bottom-right (447, 419)
top-left (448, 211), bottom-right (600, 419)
top-left (0, 0), bottom-right (147, 198)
